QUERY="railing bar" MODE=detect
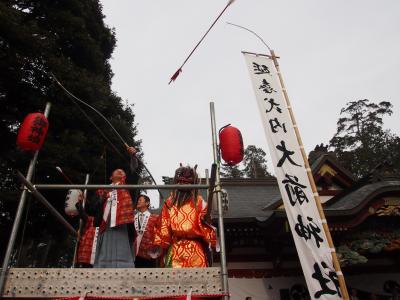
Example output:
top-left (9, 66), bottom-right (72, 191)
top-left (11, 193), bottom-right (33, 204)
top-left (34, 184), bottom-right (210, 190)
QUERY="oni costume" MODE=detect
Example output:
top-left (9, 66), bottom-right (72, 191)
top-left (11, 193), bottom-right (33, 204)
top-left (133, 209), bottom-right (159, 268)
top-left (90, 154), bottom-right (138, 268)
top-left (154, 165), bottom-right (216, 268)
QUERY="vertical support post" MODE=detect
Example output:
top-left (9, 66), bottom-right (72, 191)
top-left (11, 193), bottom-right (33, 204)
top-left (72, 173), bottom-right (90, 267)
top-left (270, 50), bottom-right (349, 299)
top-left (0, 102), bottom-right (51, 295)
top-left (205, 169), bottom-right (209, 200)
top-left (209, 102), bottom-right (229, 299)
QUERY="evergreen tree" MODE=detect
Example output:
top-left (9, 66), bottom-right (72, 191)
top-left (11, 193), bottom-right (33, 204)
top-left (329, 99), bottom-right (400, 177)
top-left (243, 145), bottom-right (270, 178)
top-left (0, 0), bottom-right (141, 266)
top-left (220, 164), bottom-right (243, 178)
top-left (219, 145), bottom-right (271, 179)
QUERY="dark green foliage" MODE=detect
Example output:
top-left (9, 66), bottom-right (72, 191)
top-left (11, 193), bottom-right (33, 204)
top-left (0, 0), bottom-right (140, 266)
top-left (242, 145), bottom-right (270, 178)
top-left (220, 145), bottom-right (271, 179)
top-left (329, 100), bottom-right (400, 178)
top-left (220, 163), bottom-right (243, 179)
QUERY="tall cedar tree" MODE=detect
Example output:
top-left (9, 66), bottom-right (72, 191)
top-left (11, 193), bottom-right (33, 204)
top-left (0, 0), bottom-right (141, 266)
top-left (220, 145), bottom-right (271, 179)
top-left (329, 100), bottom-right (399, 178)
top-left (220, 163), bottom-right (243, 179)
top-left (243, 145), bottom-right (270, 178)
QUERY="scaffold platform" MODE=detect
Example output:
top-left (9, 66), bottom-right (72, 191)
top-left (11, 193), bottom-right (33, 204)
top-left (2, 267), bottom-right (224, 299)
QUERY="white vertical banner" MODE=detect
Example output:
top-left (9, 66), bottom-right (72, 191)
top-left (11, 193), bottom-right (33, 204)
top-left (243, 52), bottom-right (342, 299)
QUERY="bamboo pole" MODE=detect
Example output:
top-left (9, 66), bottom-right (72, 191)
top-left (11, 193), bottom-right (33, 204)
top-left (270, 50), bottom-right (349, 300)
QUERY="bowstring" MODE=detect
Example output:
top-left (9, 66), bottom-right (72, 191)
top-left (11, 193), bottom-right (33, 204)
top-left (51, 73), bottom-right (163, 199)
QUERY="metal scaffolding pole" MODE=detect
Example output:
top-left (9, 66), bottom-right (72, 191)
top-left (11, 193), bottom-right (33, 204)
top-left (34, 184), bottom-right (210, 190)
top-left (0, 102), bottom-right (51, 296)
top-left (205, 168), bottom-right (210, 201)
top-left (210, 102), bottom-right (229, 299)
top-left (16, 171), bottom-right (77, 236)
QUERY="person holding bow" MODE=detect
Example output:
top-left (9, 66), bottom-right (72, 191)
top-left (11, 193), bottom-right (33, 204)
top-left (91, 146), bottom-right (138, 268)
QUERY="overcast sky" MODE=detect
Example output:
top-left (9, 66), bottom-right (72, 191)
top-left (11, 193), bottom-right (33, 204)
top-left (100, 0), bottom-right (400, 206)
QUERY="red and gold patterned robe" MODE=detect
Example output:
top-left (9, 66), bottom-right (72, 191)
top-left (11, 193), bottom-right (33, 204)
top-left (154, 195), bottom-right (216, 268)
top-left (77, 216), bottom-right (99, 265)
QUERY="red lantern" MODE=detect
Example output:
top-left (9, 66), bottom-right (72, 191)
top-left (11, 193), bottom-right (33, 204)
top-left (16, 113), bottom-right (49, 151)
top-left (219, 125), bottom-right (244, 165)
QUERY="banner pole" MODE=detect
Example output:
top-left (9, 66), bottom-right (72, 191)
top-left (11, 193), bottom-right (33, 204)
top-left (270, 50), bottom-right (349, 299)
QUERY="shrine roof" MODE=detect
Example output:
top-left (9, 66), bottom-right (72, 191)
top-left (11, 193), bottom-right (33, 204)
top-left (324, 179), bottom-right (400, 215)
top-left (219, 178), bottom-right (280, 221)
top-left (156, 177), bottom-right (280, 222)
top-left (310, 153), bottom-right (356, 183)
top-left (157, 175), bottom-right (400, 221)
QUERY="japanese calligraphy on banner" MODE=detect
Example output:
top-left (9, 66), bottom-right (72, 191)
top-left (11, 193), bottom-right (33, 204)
top-left (243, 53), bottom-right (342, 299)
